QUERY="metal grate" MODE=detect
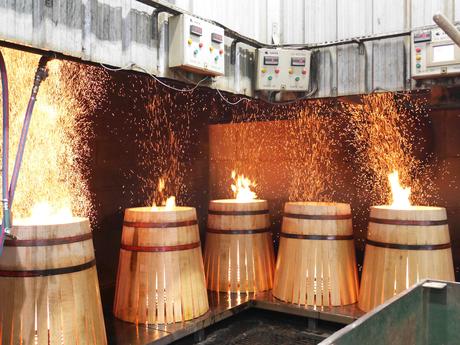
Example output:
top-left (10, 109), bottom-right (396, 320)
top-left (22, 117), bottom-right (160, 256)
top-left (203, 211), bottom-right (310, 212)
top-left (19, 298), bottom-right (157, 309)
top-left (198, 319), bottom-right (327, 345)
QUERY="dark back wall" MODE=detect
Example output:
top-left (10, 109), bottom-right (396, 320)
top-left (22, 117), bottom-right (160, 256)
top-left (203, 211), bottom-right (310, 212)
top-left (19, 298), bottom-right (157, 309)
top-left (74, 64), bottom-right (460, 310)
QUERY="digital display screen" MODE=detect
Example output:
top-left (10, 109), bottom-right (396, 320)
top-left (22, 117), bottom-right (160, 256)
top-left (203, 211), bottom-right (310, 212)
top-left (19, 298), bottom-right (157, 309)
top-left (190, 25), bottom-right (203, 36)
top-left (413, 31), bottom-right (431, 43)
top-left (263, 56), bottom-right (279, 66)
top-left (432, 44), bottom-right (455, 63)
top-left (211, 33), bottom-right (223, 43)
top-left (291, 57), bottom-right (306, 66)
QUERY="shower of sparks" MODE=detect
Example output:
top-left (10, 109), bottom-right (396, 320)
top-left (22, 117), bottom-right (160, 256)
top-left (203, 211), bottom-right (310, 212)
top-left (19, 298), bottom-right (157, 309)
top-left (0, 47), bottom-right (107, 222)
top-left (343, 92), bottom-right (439, 207)
top-left (286, 103), bottom-right (339, 202)
top-left (230, 170), bottom-right (257, 201)
top-left (124, 76), bottom-right (206, 208)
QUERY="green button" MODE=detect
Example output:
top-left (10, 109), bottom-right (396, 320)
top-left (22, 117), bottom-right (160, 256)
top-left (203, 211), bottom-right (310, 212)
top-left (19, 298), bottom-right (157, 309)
top-left (194, 49), bottom-right (198, 55)
top-left (416, 63), bottom-right (421, 68)
top-left (268, 76), bottom-right (273, 81)
top-left (295, 76), bottom-right (300, 81)
top-left (215, 56), bottom-right (219, 61)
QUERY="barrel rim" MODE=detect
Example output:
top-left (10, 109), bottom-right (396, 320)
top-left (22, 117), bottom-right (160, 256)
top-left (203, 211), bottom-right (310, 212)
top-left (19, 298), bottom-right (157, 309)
top-left (123, 219), bottom-right (198, 228)
top-left (371, 205), bottom-right (446, 212)
top-left (285, 201), bottom-right (350, 208)
top-left (126, 206), bottom-right (196, 213)
top-left (12, 216), bottom-right (89, 228)
top-left (210, 199), bottom-right (267, 205)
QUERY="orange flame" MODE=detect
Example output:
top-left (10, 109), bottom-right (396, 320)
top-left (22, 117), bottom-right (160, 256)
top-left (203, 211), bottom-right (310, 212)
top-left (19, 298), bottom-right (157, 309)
top-left (152, 178), bottom-right (176, 210)
top-left (231, 170), bottom-right (257, 201)
top-left (389, 170), bottom-right (411, 209)
top-left (18, 201), bottom-right (73, 224)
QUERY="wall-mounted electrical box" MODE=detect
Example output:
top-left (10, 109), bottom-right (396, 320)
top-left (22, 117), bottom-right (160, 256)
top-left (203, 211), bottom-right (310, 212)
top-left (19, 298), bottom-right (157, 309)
top-left (255, 49), bottom-right (311, 91)
top-left (412, 26), bottom-right (460, 79)
top-left (169, 14), bottom-right (225, 77)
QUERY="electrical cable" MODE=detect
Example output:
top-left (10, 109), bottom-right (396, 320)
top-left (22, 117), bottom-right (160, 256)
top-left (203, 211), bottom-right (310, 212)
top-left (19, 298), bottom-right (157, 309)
top-left (99, 63), bottom-right (135, 71)
top-left (215, 88), bottom-right (251, 105)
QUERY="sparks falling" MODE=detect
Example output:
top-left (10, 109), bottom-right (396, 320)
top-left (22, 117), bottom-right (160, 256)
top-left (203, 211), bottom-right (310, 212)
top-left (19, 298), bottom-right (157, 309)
top-left (344, 92), bottom-right (438, 206)
top-left (0, 47), bottom-right (107, 222)
top-left (231, 170), bottom-right (257, 201)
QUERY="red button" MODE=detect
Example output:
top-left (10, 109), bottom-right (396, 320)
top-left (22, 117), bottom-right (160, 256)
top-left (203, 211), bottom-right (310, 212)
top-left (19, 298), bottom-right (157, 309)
top-left (302, 69), bottom-right (307, 75)
top-left (275, 68), bottom-right (280, 74)
top-left (199, 42), bottom-right (203, 48)
top-left (415, 47), bottom-right (421, 53)
top-left (219, 49), bottom-right (224, 55)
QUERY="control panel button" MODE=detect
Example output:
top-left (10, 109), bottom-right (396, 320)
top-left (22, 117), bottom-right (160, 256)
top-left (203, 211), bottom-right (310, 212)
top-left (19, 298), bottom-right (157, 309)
top-left (199, 42), bottom-right (203, 48)
top-left (187, 38), bottom-right (193, 45)
top-left (193, 49), bottom-right (199, 55)
top-left (275, 68), bottom-right (280, 74)
top-left (268, 76), bottom-right (273, 81)
top-left (295, 76), bottom-right (300, 81)
top-left (302, 69), bottom-right (307, 75)
top-left (261, 68), bottom-right (267, 73)
top-left (416, 63), bottom-right (421, 68)
top-left (219, 49), bottom-right (224, 55)
top-left (416, 55), bottom-right (421, 60)
top-left (415, 47), bottom-right (421, 53)
top-left (209, 46), bottom-right (214, 52)
top-left (288, 68), bottom-right (293, 74)
top-left (214, 56), bottom-right (219, 62)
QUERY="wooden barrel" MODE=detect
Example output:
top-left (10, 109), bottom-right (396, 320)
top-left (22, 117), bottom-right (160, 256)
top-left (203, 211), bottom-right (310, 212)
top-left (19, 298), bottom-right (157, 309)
top-left (273, 202), bottom-right (358, 306)
top-left (204, 199), bottom-right (275, 293)
top-left (0, 217), bottom-right (107, 345)
top-left (358, 206), bottom-right (455, 311)
top-left (114, 206), bottom-right (209, 324)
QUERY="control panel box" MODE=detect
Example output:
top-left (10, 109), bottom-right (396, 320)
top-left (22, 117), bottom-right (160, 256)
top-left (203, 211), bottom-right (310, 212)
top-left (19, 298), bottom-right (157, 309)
top-left (255, 49), bottom-right (311, 91)
top-left (412, 26), bottom-right (460, 79)
top-left (169, 14), bottom-right (225, 76)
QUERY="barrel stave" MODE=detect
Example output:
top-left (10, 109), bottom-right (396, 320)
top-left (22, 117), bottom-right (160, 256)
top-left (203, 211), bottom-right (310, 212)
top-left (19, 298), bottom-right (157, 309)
top-left (358, 206), bottom-right (455, 311)
top-left (204, 199), bottom-right (274, 293)
top-left (114, 206), bottom-right (209, 324)
top-left (273, 202), bottom-right (358, 307)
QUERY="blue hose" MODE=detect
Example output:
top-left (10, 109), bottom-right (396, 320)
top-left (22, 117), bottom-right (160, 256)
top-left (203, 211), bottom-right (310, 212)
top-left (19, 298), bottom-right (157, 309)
top-left (0, 51), bottom-right (10, 253)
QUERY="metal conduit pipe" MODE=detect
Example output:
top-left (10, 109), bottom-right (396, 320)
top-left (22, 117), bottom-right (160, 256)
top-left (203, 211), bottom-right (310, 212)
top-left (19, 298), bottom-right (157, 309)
top-left (8, 56), bottom-right (50, 210)
top-left (433, 13), bottom-right (460, 48)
